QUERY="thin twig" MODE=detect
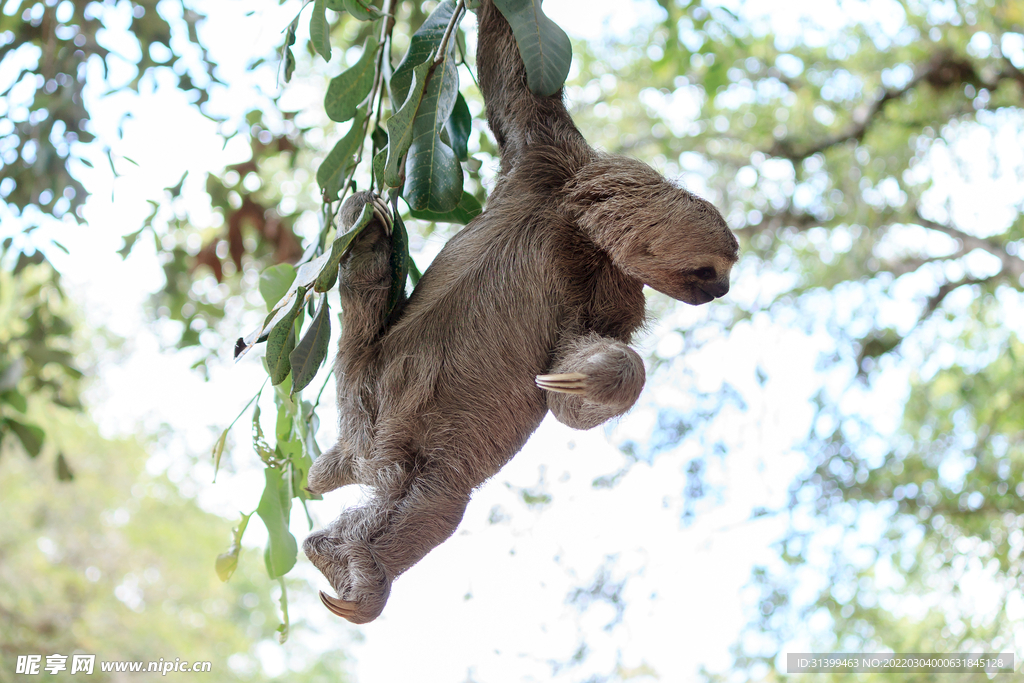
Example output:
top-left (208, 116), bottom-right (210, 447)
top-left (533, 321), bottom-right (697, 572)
top-left (434, 0), bottom-right (466, 66)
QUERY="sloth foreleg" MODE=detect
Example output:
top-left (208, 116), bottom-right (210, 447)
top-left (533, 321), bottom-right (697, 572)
top-left (537, 332), bottom-right (646, 430)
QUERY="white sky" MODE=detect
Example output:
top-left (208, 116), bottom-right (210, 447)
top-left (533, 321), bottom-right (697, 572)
top-left (5, 0), bottom-right (1023, 679)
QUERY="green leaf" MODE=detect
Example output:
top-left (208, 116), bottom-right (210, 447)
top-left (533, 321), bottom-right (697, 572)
top-left (211, 428), bottom-right (228, 483)
top-left (256, 468), bottom-right (297, 579)
top-left (55, 453), bottom-right (74, 481)
top-left (373, 146), bottom-right (388, 192)
top-left (260, 264), bottom-right (297, 308)
top-left (317, 110), bottom-right (368, 201)
top-left (409, 190), bottom-right (482, 225)
top-left (403, 42), bottom-right (463, 213)
top-left (342, 0), bottom-right (385, 20)
top-left (384, 59), bottom-right (432, 188)
top-left (493, 0), bottom-right (572, 96)
top-left (215, 512), bottom-right (252, 582)
top-left (266, 286), bottom-right (306, 386)
top-left (1, 389), bottom-right (28, 413)
top-left (314, 202), bottom-right (376, 292)
top-left (252, 405), bottom-right (277, 465)
top-left (276, 577), bottom-right (290, 644)
top-left (290, 295), bottom-right (332, 394)
top-left (9, 419), bottom-right (44, 458)
top-left (446, 92), bottom-right (472, 161)
top-left (324, 34), bottom-right (379, 123)
top-left (390, 0), bottom-right (458, 105)
top-left (310, 0), bottom-right (332, 62)
top-left (387, 210), bottom-right (410, 314)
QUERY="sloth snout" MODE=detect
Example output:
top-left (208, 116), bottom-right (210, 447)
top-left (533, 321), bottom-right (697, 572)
top-left (701, 278), bottom-right (730, 299)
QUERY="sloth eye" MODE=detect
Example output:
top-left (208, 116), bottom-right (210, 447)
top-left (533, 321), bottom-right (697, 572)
top-left (693, 267), bottom-right (716, 281)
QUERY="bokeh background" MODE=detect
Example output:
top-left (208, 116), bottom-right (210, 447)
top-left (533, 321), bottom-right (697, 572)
top-left (2, 0), bottom-right (1023, 680)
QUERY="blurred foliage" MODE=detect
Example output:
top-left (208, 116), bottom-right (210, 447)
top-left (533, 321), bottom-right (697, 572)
top-left (0, 243), bottom-right (85, 477)
top-left (0, 404), bottom-right (348, 682)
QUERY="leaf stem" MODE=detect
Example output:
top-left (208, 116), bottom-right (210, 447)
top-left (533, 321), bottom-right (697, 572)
top-left (434, 0), bottom-right (466, 67)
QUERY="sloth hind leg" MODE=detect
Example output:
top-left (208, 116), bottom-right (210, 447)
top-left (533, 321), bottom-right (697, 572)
top-left (538, 332), bottom-right (646, 430)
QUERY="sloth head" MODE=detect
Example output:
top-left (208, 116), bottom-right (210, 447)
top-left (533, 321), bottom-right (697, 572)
top-left (568, 155), bottom-right (739, 305)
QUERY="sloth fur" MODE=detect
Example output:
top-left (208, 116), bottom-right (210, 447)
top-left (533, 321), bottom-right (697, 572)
top-left (303, 0), bottom-right (740, 623)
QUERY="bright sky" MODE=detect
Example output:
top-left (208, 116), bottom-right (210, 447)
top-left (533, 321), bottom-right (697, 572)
top-left (6, 0), bottom-right (1022, 679)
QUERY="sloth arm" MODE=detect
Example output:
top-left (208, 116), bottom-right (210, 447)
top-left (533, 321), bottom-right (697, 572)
top-left (537, 330), bottom-right (646, 430)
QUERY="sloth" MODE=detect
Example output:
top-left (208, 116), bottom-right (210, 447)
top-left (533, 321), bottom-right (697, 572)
top-left (303, 0), bottom-right (739, 623)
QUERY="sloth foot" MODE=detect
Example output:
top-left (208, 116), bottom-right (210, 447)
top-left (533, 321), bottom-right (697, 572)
top-left (535, 372), bottom-right (589, 395)
top-left (304, 529), bottom-right (391, 624)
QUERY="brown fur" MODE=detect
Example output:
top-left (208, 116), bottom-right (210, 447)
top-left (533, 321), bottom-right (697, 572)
top-left (303, 0), bottom-right (739, 623)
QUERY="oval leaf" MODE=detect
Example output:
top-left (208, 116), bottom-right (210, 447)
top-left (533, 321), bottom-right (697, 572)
top-left (256, 469), bottom-right (298, 579)
top-left (317, 109), bottom-right (368, 200)
top-left (493, 0), bottom-right (572, 97)
top-left (267, 286), bottom-right (306, 386)
top-left (290, 295), bottom-right (332, 394)
top-left (390, 0), bottom-right (457, 105)
top-left (260, 263), bottom-right (297, 308)
top-left (215, 512), bottom-right (252, 582)
top-left (324, 34), bottom-right (379, 123)
top-left (342, 0), bottom-right (385, 20)
top-left (310, 0), bottom-right (332, 62)
top-left (446, 92), bottom-right (472, 161)
top-left (384, 59), bottom-right (432, 188)
top-left (403, 44), bottom-right (463, 213)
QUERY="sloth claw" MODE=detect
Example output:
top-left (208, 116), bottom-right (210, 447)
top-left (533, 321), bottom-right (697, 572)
top-left (370, 195), bottom-right (393, 235)
top-left (319, 590), bottom-right (360, 620)
top-left (535, 372), bottom-right (588, 395)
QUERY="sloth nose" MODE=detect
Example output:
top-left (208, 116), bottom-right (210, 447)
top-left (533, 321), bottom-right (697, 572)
top-left (702, 278), bottom-right (730, 298)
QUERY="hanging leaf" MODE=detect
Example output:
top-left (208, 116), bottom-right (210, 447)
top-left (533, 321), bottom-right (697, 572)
top-left (310, 0), bottom-right (332, 62)
top-left (211, 429), bottom-right (228, 482)
top-left (256, 468), bottom-right (298, 579)
top-left (403, 41), bottom-right (463, 213)
top-left (493, 0), bottom-right (572, 97)
top-left (215, 511), bottom-right (252, 582)
top-left (343, 0), bottom-right (385, 20)
top-left (373, 146), bottom-right (388, 192)
top-left (390, 0), bottom-right (458, 105)
top-left (387, 210), bottom-right (410, 314)
top-left (290, 295), bottom-right (333, 394)
top-left (252, 405), bottom-right (278, 465)
top-left (324, 34), bottom-right (379, 123)
top-left (314, 202), bottom-right (376, 292)
top-left (318, 109), bottom-right (368, 200)
top-left (266, 286), bottom-right (306, 386)
top-left (446, 92), bottom-right (472, 161)
top-left (55, 453), bottom-right (74, 481)
top-left (409, 190), bottom-right (482, 225)
top-left (276, 577), bottom-right (290, 644)
top-left (282, 12), bottom-right (299, 82)
top-left (260, 264), bottom-right (297, 308)
top-left (8, 419), bottom-right (44, 458)
top-left (384, 59), bottom-right (432, 188)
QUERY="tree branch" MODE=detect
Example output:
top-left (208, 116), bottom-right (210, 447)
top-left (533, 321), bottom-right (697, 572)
top-left (914, 210), bottom-right (1024, 284)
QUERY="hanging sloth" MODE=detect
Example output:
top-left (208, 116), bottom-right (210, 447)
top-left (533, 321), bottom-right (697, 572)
top-left (303, 0), bottom-right (740, 623)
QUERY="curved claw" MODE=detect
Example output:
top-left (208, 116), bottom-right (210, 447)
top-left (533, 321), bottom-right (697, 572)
top-left (320, 590), bottom-right (360, 620)
top-left (370, 195), bottom-right (393, 236)
top-left (535, 372), bottom-right (588, 395)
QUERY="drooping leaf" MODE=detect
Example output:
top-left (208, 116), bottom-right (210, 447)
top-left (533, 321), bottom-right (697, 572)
top-left (390, 0), bottom-right (458, 105)
top-left (387, 209), bottom-right (410, 314)
top-left (260, 263), bottom-right (297, 308)
top-left (8, 419), bottom-right (44, 458)
top-left (310, 0), bottom-right (332, 62)
top-left (215, 511), bottom-right (252, 582)
top-left (282, 12), bottom-right (299, 82)
top-left (276, 577), bottom-right (290, 644)
top-left (211, 429), bottom-right (228, 482)
top-left (493, 0), bottom-right (572, 96)
top-left (256, 468), bottom-right (298, 579)
top-left (1, 389), bottom-right (28, 413)
top-left (342, 0), bottom-right (385, 20)
top-left (318, 109), bottom-right (368, 201)
top-left (314, 202), bottom-right (376, 292)
top-left (290, 295), bottom-right (332, 394)
top-left (403, 41), bottom-right (463, 213)
top-left (446, 92), bottom-right (472, 161)
top-left (55, 453), bottom-right (73, 481)
top-left (324, 34), bottom-right (379, 123)
top-left (373, 146), bottom-right (388, 192)
top-left (252, 405), bottom-right (278, 465)
top-left (266, 286), bottom-right (306, 386)
top-left (384, 59), bottom-right (432, 188)
top-left (409, 190), bottom-right (482, 225)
